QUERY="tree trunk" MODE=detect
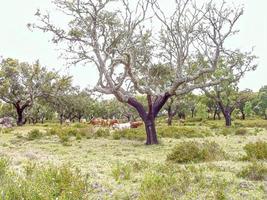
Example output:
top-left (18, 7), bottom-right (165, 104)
top-left (241, 111), bottom-right (245, 120)
top-left (144, 118), bottom-right (158, 145)
top-left (167, 114), bottom-right (173, 126)
top-left (213, 110), bottom-right (217, 120)
top-left (16, 108), bottom-right (25, 126)
top-left (127, 93), bottom-right (171, 145)
top-left (224, 108), bottom-right (232, 127)
top-left (217, 112), bottom-right (221, 120)
top-left (60, 114), bottom-right (64, 125)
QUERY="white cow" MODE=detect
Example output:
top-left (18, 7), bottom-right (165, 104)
top-left (80, 118), bottom-right (87, 123)
top-left (112, 122), bottom-right (131, 130)
top-left (65, 119), bottom-right (71, 125)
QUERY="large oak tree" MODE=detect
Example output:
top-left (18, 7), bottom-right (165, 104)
top-left (31, 0), bottom-right (255, 144)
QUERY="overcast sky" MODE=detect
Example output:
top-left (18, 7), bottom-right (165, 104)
top-left (0, 0), bottom-right (266, 91)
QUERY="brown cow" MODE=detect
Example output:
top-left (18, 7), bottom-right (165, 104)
top-left (130, 121), bottom-right (143, 128)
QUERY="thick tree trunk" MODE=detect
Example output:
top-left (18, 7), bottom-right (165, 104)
top-left (241, 111), bottom-right (245, 120)
top-left (16, 108), bottom-right (25, 126)
top-left (144, 118), bottom-right (158, 145)
top-left (127, 93), bottom-right (171, 145)
top-left (224, 108), bottom-right (232, 127)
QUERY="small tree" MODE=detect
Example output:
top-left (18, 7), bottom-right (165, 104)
top-left (0, 58), bottom-right (69, 126)
top-left (32, 0), bottom-right (255, 144)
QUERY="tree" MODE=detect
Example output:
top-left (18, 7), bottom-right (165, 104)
top-left (237, 89), bottom-right (255, 120)
top-left (203, 82), bottom-right (256, 126)
top-left (0, 58), bottom-right (70, 126)
top-left (257, 85), bottom-right (267, 119)
top-left (32, 0), bottom-right (255, 144)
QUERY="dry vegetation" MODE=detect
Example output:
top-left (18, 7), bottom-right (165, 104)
top-left (0, 119), bottom-right (267, 199)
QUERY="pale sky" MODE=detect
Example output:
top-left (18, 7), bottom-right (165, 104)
top-left (0, 0), bottom-right (266, 91)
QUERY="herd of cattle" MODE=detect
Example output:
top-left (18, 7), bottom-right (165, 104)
top-left (65, 118), bottom-right (143, 130)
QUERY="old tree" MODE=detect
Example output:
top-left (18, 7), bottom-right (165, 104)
top-left (0, 58), bottom-right (70, 125)
top-left (31, 0), bottom-right (255, 144)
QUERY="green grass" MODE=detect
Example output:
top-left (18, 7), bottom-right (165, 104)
top-left (0, 121), bottom-right (266, 199)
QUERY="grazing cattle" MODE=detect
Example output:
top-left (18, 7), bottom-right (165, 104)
top-left (90, 118), bottom-right (119, 127)
top-left (89, 118), bottom-right (102, 126)
top-left (130, 121), bottom-right (143, 128)
top-left (112, 122), bottom-right (131, 130)
top-left (80, 118), bottom-right (87, 123)
top-left (65, 119), bottom-right (71, 125)
top-left (109, 119), bottom-right (119, 126)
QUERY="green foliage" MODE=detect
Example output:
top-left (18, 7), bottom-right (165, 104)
top-left (235, 128), bottom-right (248, 136)
top-left (243, 141), bottom-right (267, 160)
top-left (111, 163), bottom-right (132, 182)
top-left (0, 158), bottom-right (9, 178)
top-left (112, 128), bottom-right (146, 141)
top-left (244, 101), bottom-right (254, 117)
top-left (238, 161), bottom-right (267, 181)
top-left (27, 129), bottom-right (42, 140)
top-left (218, 127), bottom-right (234, 136)
top-left (0, 163), bottom-right (88, 200)
top-left (157, 126), bottom-right (212, 139)
top-left (167, 141), bottom-right (226, 163)
top-left (94, 128), bottom-right (110, 138)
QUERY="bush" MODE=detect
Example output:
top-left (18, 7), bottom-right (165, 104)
top-left (0, 163), bottom-right (89, 200)
top-left (243, 141), bottom-right (267, 160)
top-left (157, 126), bottom-right (212, 139)
top-left (167, 141), bottom-right (226, 163)
top-left (238, 161), bottom-right (267, 181)
top-left (0, 158), bottom-right (9, 178)
top-left (111, 163), bottom-right (132, 182)
top-left (112, 128), bottom-right (146, 141)
top-left (95, 128), bottom-right (110, 138)
top-left (27, 129), bottom-right (42, 140)
top-left (218, 128), bottom-right (234, 136)
top-left (235, 128), bottom-right (248, 135)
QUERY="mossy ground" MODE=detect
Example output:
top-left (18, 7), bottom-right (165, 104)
top-left (0, 119), bottom-right (266, 199)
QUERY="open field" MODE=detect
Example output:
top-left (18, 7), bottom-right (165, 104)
top-left (0, 119), bottom-right (267, 199)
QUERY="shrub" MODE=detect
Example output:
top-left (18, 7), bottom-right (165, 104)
top-left (167, 141), bottom-right (226, 163)
top-left (0, 158), bottom-right (9, 178)
top-left (157, 126), bottom-right (212, 139)
top-left (243, 141), bottom-right (267, 160)
top-left (27, 129), bottom-right (42, 140)
top-left (238, 161), bottom-right (267, 181)
top-left (218, 128), bottom-right (234, 136)
top-left (73, 123), bottom-right (87, 128)
top-left (95, 128), bottom-right (110, 138)
top-left (112, 128), bottom-right (145, 141)
top-left (1, 163), bottom-right (89, 200)
top-left (235, 128), bottom-right (248, 135)
top-left (111, 163), bottom-right (132, 182)
top-left (139, 168), bottom-right (191, 200)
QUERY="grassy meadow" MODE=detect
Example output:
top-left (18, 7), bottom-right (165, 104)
top-left (0, 119), bottom-right (266, 199)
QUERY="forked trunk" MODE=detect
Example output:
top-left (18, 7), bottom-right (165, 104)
top-left (127, 93), bottom-right (171, 145)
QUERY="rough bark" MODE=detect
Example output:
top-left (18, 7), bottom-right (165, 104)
top-left (127, 93), bottom-right (171, 145)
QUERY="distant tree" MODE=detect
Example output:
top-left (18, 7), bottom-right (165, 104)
top-left (237, 89), bottom-right (255, 120)
top-left (32, 0), bottom-right (255, 144)
top-left (257, 85), bottom-right (267, 119)
top-left (244, 101), bottom-right (253, 118)
top-left (203, 83), bottom-right (256, 126)
top-left (0, 58), bottom-right (69, 126)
